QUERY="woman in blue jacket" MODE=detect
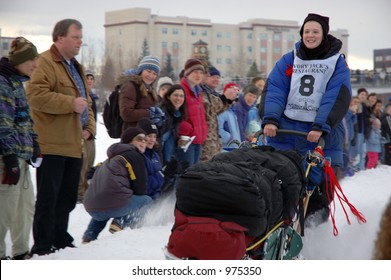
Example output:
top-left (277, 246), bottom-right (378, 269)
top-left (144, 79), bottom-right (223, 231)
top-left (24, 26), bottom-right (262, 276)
top-left (260, 13), bottom-right (352, 224)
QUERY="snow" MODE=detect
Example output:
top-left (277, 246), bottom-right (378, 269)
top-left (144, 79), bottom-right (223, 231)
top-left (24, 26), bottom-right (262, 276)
top-left (5, 115), bottom-right (391, 261)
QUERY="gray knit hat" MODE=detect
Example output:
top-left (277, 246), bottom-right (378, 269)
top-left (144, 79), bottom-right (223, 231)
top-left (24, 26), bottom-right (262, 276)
top-left (157, 76), bottom-right (173, 91)
top-left (8, 37), bottom-right (39, 66)
top-left (137, 55), bottom-right (161, 75)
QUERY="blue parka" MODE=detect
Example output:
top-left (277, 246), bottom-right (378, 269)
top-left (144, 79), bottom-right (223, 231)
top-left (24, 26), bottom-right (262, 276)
top-left (260, 36), bottom-right (352, 166)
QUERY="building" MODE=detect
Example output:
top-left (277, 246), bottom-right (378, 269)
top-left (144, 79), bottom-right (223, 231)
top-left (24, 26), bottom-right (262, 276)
top-left (104, 8), bottom-right (349, 80)
top-left (374, 48), bottom-right (391, 73)
top-left (0, 29), bottom-right (14, 58)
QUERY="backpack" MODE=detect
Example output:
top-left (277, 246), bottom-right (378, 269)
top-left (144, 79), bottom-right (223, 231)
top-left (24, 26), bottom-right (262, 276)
top-left (103, 84), bottom-right (141, 138)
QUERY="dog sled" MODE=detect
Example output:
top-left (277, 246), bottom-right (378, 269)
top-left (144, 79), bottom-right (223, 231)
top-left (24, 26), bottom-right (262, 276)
top-left (164, 129), bottom-right (366, 260)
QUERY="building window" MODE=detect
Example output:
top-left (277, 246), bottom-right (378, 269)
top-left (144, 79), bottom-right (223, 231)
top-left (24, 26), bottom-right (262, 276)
top-left (247, 33), bottom-right (252, 39)
top-left (247, 46), bottom-right (252, 52)
top-left (273, 47), bottom-right (281, 53)
top-left (225, 58), bottom-right (232, 64)
top-left (375, 56), bottom-right (382, 62)
top-left (260, 47), bottom-right (267, 53)
top-left (225, 32), bottom-right (231, 39)
top-left (2, 42), bottom-right (9, 51)
top-left (173, 42), bottom-right (179, 49)
top-left (216, 58), bottom-right (222, 64)
top-left (162, 27), bottom-right (168, 34)
top-left (287, 34), bottom-right (294, 42)
top-left (162, 42), bottom-right (168, 49)
top-left (191, 30), bottom-right (197, 36)
top-left (260, 33), bottom-right (268, 40)
top-left (216, 32), bottom-right (222, 38)
top-left (274, 33), bottom-right (281, 41)
top-left (216, 45), bottom-right (222, 52)
top-left (247, 59), bottom-right (252, 65)
top-left (225, 45), bottom-right (231, 52)
top-left (173, 28), bottom-right (179, 35)
top-left (202, 30), bottom-right (208, 36)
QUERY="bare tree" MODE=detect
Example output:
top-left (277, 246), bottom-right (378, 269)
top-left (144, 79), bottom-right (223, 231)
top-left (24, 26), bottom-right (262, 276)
top-left (101, 55), bottom-right (116, 91)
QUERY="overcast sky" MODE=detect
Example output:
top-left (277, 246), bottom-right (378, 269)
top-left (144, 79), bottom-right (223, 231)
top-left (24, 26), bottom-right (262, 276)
top-left (1, 0), bottom-right (390, 70)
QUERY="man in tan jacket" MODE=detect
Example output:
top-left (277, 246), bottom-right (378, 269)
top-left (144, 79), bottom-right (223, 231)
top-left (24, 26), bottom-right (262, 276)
top-left (27, 19), bottom-right (95, 256)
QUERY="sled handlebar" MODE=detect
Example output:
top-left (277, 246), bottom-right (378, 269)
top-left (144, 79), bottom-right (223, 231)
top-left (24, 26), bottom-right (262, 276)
top-left (254, 129), bottom-right (325, 149)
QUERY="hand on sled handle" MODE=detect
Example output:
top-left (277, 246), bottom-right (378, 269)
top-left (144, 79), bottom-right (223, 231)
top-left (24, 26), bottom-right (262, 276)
top-left (307, 130), bottom-right (322, 143)
top-left (263, 124), bottom-right (278, 137)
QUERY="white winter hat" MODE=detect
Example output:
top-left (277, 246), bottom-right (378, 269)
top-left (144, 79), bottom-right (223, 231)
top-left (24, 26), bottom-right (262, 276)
top-left (157, 76), bottom-right (173, 91)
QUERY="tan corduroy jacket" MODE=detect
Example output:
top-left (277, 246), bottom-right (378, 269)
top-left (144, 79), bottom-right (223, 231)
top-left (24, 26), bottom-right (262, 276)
top-left (26, 44), bottom-right (96, 158)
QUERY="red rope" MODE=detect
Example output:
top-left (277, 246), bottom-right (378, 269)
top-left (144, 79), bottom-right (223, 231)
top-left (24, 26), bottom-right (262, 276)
top-left (323, 160), bottom-right (367, 236)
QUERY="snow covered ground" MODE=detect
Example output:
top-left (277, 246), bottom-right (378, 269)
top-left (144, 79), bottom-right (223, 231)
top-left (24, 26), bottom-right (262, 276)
top-left (3, 115), bottom-right (391, 279)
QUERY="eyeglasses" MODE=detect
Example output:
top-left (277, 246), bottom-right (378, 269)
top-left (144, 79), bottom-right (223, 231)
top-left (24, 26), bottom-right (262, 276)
top-left (133, 135), bottom-right (147, 142)
top-left (171, 93), bottom-right (185, 98)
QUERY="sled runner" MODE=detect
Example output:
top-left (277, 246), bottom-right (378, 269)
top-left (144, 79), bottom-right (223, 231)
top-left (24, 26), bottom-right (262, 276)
top-left (164, 129), bottom-right (366, 260)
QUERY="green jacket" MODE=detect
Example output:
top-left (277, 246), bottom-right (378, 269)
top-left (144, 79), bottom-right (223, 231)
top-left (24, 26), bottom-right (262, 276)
top-left (27, 44), bottom-right (96, 158)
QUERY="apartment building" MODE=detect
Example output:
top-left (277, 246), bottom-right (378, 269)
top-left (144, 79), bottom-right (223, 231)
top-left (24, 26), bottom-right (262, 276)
top-left (104, 7), bottom-right (349, 79)
top-left (0, 29), bottom-right (14, 58)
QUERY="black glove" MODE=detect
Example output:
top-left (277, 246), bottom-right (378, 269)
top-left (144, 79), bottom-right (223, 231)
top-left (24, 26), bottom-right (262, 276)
top-left (31, 139), bottom-right (41, 162)
top-left (86, 166), bottom-right (97, 180)
top-left (179, 160), bottom-right (190, 174)
top-left (163, 158), bottom-right (178, 178)
top-left (2, 154), bottom-right (20, 185)
top-left (27, 139), bottom-right (42, 167)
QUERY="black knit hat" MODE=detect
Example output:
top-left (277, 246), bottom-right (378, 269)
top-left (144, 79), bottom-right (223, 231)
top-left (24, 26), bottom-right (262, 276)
top-left (137, 118), bottom-right (158, 135)
top-left (300, 13), bottom-right (329, 37)
top-left (120, 127), bottom-right (145, 143)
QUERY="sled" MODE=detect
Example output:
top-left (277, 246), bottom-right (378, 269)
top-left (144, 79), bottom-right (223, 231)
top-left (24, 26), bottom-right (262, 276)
top-left (164, 129), bottom-right (365, 260)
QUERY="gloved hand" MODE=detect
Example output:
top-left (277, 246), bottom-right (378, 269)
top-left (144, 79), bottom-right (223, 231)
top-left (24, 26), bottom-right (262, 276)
top-left (32, 139), bottom-right (41, 162)
top-left (2, 154), bottom-right (20, 185)
top-left (179, 160), bottom-right (190, 174)
top-left (27, 139), bottom-right (43, 167)
top-left (148, 106), bottom-right (166, 128)
top-left (163, 158), bottom-right (178, 178)
top-left (86, 166), bottom-right (97, 180)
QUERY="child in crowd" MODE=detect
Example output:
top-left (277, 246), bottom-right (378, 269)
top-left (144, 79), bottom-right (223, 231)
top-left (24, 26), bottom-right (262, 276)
top-left (366, 118), bottom-right (383, 169)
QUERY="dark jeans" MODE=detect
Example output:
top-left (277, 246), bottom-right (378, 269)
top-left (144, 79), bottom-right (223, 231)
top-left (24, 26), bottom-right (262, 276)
top-left (31, 155), bottom-right (82, 254)
top-left (82, 195), bottom-right (152, 241)
top-left (174, 143), bottom-right (201, 167)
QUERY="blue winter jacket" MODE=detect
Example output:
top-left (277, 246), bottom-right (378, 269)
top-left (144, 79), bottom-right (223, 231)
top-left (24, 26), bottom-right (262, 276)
top-left (260, 37), bottom-right (352, 166)
top-left (218, 107), bottom-right (241, 148)
top-left (144, 148), bottom-right (164, 199)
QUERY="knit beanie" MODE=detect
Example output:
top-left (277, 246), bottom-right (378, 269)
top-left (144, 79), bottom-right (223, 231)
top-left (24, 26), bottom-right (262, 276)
top-left (120, 127), bottom-right (146, 144)
top-left (157, 76), bottom-right (173, 91)
top-left (8, 37), bottom-right (39, 66)
top-left (208, 66), bottom-right (221, 77)
top-left (223, 82), bottom-right (239, 93)
top-left (137, 117), bottom-right (158, 135)
top-left (300, 13), bottom-right (329, 37)
top-left (86, 72), bottom-right (95, 79)
top-left (243, 84), bottom-right (260, 97)
top-left (137, 55), bottom-right (161, 75)
top-left (184, 58), bottom-right (205, 77)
